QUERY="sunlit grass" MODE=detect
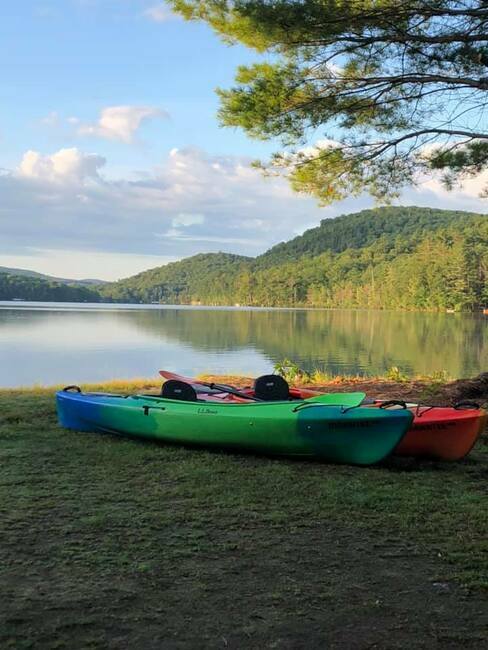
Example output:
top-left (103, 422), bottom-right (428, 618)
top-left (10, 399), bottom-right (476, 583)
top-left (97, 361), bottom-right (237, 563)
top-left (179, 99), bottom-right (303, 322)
top-left (1, 376), bottom-right (162, 396)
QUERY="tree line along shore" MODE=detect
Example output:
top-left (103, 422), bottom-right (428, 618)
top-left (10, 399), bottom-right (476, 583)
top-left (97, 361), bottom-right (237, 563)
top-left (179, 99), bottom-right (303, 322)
top-left (2, 207), bottom-right (487, 312)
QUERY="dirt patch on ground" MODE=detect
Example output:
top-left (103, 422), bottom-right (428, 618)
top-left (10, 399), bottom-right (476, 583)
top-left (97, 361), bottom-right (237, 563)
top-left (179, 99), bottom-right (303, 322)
top-left (443, 372), bottom-right (488, 405)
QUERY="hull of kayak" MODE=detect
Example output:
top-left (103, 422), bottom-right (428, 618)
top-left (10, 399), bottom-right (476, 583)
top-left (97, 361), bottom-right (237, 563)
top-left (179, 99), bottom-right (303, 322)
top-left (158, 371), bottom-right (487, 461)
top-left (394, 407), bottom-right (487, 461)
top-left (56, 390), bottom-right (413, 465)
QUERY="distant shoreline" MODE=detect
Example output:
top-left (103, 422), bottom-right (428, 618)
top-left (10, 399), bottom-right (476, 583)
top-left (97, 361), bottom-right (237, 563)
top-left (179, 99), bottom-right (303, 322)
top-left (0, 300), bottom-right (486, 315)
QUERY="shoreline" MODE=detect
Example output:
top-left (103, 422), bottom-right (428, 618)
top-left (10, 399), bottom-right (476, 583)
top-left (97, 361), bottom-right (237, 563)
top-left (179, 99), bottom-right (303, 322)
top-left (2, 372), bottom-right (487, 407)
top-left (1, 299), bottom-right (487, 314)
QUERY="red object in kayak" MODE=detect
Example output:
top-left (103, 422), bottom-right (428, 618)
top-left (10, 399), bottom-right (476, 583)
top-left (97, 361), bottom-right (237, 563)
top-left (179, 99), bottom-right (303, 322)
top-left (159, 371), bottom-right (486, 461)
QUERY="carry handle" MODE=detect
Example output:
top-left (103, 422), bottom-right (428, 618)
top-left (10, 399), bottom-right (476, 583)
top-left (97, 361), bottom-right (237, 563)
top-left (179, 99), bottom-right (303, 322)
top-left (143, 405), bottom-right (167, 415)
top-left (379, 400), bottom-right (407, 409)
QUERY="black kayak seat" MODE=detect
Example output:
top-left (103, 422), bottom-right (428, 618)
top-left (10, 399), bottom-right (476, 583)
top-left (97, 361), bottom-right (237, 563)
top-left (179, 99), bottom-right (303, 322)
top-left (161, 380), bottom-right (198, 401)
top-left (253, 374), bottom-right (290, 401)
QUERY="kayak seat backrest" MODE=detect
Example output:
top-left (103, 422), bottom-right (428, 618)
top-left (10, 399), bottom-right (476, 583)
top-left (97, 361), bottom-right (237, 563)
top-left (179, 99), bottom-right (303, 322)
top-left (254, 374), bottom-right (290, 401)
top-left (161, 380), bottom-right (198, 401)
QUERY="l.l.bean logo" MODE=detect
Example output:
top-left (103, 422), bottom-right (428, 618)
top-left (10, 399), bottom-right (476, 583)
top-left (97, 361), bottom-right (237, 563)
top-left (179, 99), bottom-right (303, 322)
top-left (198, 407), bottom-right (218, 415)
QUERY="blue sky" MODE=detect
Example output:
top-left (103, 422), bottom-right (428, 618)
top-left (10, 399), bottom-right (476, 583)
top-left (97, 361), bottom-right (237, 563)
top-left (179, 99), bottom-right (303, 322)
top-left (0, 1), bottom-right (271, 166)
top-left (1, 1), bottom-right (486, 280)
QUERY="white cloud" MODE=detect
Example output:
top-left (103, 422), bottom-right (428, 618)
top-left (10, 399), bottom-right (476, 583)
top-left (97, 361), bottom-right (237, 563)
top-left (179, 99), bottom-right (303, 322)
top-left (420, 170), bottom-right (488, 201)
top-left (0, 250), bottom-right (178, 282)
top-left (17, 148), bottom-right (105, 184)
top-left (279, 138), bottom-right (341, 166)
top-left (298, 138), bottom-right (340, 157)
top-left (172, 213), bottom-right (205, 227)
top-left (159, 232), bottom-right (259, 245)
top-left (1, 145), bottom-right (486, 280)
top-left (40, 111), bottom-right (61, 127)
top-left (143, 4), bottom-right (176, 22)
top-left (328, 62), bottom-right (345, 76)
top-left (0, 146), bottom-right (326, 270)
top-left (77, 105), bottom-right (168, 143)
top-left (418, 142), bottom-right (488, 198)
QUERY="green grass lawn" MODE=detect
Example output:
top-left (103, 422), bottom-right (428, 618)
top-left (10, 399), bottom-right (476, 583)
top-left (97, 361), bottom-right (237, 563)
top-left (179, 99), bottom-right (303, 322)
top-left (1, 382), bottom-right (487, 649)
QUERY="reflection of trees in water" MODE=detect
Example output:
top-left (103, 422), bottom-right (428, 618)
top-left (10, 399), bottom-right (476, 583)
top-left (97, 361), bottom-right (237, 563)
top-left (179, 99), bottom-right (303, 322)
top-left (124, 308), bottom-right (487, 377)
top-left (1, 307), bottom-right (484, 377)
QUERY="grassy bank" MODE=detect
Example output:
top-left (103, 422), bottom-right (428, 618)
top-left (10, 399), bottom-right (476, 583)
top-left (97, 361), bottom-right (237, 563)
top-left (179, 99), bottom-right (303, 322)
top-left (1, 380), bottom-right (487, 649)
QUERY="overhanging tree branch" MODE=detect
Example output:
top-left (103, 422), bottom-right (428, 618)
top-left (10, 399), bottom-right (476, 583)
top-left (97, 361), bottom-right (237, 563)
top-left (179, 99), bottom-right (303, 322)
top-left (170, 0), bottom-right (488, 203)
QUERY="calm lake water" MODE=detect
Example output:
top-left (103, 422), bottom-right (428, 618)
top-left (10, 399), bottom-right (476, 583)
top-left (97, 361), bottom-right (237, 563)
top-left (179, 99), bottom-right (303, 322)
top-left (0, 302), bottom-right (486, 388)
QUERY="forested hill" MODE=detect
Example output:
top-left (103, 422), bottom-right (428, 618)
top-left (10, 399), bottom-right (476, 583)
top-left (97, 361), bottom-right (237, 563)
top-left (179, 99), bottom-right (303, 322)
top-left (100, 207), bottom-right (488, 312)
top-left (0, 273), bottom-right (101, 302)
top-left (257, 206), bottom-right (484, 267)
top-left (101, 253), bottom-right (251, 305)
top-left (0, 266), bottom-right (104, 286)
top-left (3, 207), bottom-right (487, 310)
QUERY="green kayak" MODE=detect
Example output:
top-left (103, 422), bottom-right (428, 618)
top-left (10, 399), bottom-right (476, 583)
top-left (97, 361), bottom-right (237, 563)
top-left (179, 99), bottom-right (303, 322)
top-left (56, 387), bottom-right (413, 465)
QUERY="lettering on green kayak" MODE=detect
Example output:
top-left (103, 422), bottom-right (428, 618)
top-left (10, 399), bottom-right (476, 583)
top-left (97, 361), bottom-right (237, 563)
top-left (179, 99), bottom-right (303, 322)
top-left (327, 421), bottom-right (373, 429)
top-left (197, 407), bottom-right (218, 415)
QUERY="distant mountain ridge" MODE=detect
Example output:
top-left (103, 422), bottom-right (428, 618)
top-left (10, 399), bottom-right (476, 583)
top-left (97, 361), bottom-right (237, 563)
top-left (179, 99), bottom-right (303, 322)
top-left (0, 266), bottom-right (105, 286)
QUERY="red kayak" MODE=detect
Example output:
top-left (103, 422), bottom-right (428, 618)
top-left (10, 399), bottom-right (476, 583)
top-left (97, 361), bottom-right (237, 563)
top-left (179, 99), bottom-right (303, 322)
top-left (159, 371), bottom-right (487, 461)
top-left (389, 402), bottom-right (486, 460)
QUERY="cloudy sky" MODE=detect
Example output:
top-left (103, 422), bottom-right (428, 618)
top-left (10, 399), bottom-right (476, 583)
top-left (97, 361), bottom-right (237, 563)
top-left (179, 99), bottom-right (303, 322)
top-left (1, 1), bottom-right (487, 280)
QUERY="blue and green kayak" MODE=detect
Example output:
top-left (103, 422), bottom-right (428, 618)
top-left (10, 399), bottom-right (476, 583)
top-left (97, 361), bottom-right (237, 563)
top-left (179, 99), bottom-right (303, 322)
top-left (56, 387), bottom-right (414, 465)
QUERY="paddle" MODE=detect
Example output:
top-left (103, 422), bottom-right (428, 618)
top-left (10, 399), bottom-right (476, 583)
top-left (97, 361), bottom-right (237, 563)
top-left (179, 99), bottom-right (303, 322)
top-left (159, 370), bottom-right (366, 408)
top-left (159, 370), bottom-right (263, 401)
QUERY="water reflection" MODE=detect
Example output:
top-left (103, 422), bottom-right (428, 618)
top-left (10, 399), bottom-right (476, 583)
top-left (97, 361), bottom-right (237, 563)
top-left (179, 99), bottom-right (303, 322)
top-left (0, 303), bottom-right (486, 387)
